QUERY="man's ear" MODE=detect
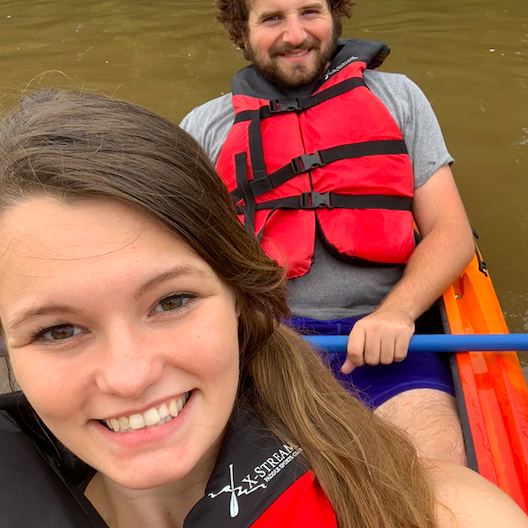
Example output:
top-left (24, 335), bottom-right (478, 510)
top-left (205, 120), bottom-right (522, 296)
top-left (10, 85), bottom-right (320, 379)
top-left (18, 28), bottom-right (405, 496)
top-left (241, 33), bottom-right (248, 50)
top-left (241, 36), bottom-right (252, 60)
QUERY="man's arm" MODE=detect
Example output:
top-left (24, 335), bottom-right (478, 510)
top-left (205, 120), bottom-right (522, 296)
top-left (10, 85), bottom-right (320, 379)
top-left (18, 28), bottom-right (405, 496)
top-left (341, 164), bottom-right (474, 372)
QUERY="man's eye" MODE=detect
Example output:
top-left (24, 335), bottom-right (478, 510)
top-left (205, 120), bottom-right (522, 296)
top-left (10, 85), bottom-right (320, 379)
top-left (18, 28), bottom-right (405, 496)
top-left (152, 293), bottom-right (196, 313)
top-left (33, 324), bottom-right (84, 341)
top-left (262, 15), bottom-right (280, 23)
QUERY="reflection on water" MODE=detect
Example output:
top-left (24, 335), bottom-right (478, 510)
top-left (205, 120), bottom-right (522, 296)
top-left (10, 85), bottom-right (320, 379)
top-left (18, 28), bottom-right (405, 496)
top-left (0, 0), bottom-right (527, 369)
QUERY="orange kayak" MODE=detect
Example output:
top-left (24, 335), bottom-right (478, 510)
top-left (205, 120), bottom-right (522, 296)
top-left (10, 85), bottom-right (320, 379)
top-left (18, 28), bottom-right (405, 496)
top-left (443, 250), bottom-right (528, 512)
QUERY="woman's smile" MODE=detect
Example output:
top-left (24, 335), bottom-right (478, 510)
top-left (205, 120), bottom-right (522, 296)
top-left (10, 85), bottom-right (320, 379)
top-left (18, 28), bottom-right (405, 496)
top-left (93, 390), bottom-right (197, 452)
top-left (102, 391), bottom-right (191, 433)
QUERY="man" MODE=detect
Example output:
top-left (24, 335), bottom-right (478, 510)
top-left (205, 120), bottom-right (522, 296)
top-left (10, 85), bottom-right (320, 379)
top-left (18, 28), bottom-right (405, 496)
top-left (181, 0), bottom-right (474, 464)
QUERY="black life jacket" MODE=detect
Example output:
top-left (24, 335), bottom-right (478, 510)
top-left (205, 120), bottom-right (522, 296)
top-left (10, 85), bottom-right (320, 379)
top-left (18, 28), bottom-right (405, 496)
top-left (0, 393), bottom-right (329, 527)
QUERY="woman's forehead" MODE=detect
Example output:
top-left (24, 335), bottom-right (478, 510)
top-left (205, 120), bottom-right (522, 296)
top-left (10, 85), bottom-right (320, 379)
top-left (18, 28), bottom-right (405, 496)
top-left (0, 197), bottom-right (172, 260)
top-left (0, 197), bottom-right (219, 297)
top-left (0, 197), bottom-right (224, 327)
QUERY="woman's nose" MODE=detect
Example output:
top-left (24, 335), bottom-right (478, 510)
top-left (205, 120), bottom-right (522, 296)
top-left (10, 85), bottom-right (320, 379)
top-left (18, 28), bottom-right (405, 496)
top-left (95, 327), bottom-right (164, 400)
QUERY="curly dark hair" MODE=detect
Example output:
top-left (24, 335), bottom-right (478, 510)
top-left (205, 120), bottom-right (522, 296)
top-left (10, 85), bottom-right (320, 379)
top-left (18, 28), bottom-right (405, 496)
top-left (216, 0), bottom-right (355, 49)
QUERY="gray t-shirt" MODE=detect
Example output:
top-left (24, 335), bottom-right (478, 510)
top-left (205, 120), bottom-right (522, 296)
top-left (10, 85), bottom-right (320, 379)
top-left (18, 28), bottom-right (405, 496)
top-left (181, 69), bottom-right (453, 319)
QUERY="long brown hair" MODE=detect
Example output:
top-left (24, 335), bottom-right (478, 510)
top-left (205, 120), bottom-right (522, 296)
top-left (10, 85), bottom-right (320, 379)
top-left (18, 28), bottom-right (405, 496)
top-left (215, 0), bottom-right (356, 49)
top-left (0, 90), bottom-right (436, 528)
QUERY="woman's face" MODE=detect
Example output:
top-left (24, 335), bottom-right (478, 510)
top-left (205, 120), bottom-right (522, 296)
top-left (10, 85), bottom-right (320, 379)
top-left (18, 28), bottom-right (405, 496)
top-left (0, 197), bottom-right (240, 490)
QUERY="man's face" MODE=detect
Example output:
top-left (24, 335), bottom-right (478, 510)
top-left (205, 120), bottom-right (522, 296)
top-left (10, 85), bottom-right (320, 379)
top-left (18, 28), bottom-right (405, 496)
top-left (244, 0), bottom-right (338, 90)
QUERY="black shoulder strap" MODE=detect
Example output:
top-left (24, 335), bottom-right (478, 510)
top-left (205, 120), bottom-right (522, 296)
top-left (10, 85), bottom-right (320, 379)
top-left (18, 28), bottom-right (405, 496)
top-left (184, 409), bottom-right (309, 527)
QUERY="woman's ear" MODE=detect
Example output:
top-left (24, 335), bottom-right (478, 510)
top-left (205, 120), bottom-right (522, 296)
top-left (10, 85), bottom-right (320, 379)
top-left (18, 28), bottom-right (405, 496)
top-left (233, 290), bottom-right (243, 318)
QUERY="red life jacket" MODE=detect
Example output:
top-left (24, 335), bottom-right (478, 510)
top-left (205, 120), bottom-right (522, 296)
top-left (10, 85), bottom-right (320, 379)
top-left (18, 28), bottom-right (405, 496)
top-left (216, 39), bottom-right (414, 279)
top-left (250, 471), bottom-right (336, 528)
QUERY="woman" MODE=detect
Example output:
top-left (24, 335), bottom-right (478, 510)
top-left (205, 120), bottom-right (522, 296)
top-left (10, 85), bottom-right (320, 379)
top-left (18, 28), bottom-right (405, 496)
top-left (0, 89), bottom-right (525, 528)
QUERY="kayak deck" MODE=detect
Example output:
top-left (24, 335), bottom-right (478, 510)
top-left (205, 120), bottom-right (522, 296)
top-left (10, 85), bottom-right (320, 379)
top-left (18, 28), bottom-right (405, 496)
top-left (442, 252), bottom-right (528, 512)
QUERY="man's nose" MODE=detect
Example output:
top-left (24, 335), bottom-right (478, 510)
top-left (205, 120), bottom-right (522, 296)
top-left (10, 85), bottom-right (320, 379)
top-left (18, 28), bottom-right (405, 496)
top-left (282, 15), bottom-right (307, 46)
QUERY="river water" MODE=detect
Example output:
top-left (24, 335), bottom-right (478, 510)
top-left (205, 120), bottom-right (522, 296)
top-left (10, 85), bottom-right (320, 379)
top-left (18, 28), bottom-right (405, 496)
top-left (0, 0), bottom-right (527, 382)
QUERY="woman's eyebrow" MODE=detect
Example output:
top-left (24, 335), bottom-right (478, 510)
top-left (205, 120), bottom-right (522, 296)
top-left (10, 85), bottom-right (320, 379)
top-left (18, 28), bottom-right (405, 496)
top-left (133, 265), bottom-right (207, 300)
top-left (9, 305), bottom-right (80, 332)
top-left (7, 265), bottom-right (208, 331)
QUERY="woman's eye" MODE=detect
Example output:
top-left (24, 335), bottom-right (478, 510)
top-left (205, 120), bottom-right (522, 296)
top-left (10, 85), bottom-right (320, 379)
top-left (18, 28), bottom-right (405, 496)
top-left (152, 293), bottom-right (196, 314)
top-left (33, 324), bottom-right (85, 342)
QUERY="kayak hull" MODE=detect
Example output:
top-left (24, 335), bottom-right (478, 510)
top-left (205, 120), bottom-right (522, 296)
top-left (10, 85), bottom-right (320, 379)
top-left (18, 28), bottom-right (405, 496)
top-left (442, 253), bottom-right (528, 512)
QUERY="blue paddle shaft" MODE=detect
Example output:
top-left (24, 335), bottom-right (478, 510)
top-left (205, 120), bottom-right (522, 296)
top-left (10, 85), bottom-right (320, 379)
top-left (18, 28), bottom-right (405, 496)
top-left (2, 333), bottom-right (526, 358)
top-left (305, 333), bottom-right (528, 353)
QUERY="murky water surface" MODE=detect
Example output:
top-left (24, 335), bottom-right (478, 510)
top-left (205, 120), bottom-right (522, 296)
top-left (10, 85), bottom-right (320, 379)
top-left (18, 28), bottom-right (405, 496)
top-left (0, 0), bottom-right (527, 382)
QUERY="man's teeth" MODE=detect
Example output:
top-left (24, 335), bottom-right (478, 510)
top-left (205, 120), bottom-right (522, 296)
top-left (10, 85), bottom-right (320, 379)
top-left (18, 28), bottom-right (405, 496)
top-left (105, 392), bottom-right (190, 433)
top-left (288, 49), bottom-right (309, 57)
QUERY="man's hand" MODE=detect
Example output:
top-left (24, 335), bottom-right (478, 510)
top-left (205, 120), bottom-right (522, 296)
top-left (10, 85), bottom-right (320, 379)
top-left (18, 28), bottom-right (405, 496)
top-left (340, 165), bottom-right (474, 375)
top-left (341, 308), bottom-right (415, 374)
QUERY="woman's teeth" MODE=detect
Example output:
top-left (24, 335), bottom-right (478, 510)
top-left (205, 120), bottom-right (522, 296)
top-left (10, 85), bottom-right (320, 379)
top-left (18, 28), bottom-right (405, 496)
top-left (104, 392), bottom-right (190, 433)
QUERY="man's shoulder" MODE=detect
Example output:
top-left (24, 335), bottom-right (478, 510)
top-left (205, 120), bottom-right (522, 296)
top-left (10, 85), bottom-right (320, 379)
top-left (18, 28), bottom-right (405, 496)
top-left (362, 69), bottom-right (433, 128)
top-left (181, 93), bottom-right (234, 129)
top-left (180, 93), bottom-right (234, 163)
top-left (363, 69), bottom-right (421, 98)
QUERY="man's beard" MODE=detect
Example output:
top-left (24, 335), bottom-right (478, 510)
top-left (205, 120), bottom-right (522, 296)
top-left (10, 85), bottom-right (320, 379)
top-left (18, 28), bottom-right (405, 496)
top-left (244, 30), bottom-right (338, 92)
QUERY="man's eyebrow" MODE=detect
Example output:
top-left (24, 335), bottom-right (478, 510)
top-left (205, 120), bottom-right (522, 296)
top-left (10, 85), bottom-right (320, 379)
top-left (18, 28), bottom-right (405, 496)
top-left (301, 2), bottom-right (325, 9)
top-left (255, 3), bottom-right (324, 20)
top-left (7, 265), bottom-right (208, 331)
top-left (254, 8), bottom-right (280, 21)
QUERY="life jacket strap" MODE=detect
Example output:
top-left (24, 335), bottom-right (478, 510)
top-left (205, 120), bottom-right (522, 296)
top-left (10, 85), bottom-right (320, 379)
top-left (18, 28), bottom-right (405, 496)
top-left (234, 152), bottom-right (257, 232)
top-left (235, 192), bottom-right (412, 214)
top-left (230, 139), bottom-right (409, 203)
top-left (233, 77), bottom-right (367, 124)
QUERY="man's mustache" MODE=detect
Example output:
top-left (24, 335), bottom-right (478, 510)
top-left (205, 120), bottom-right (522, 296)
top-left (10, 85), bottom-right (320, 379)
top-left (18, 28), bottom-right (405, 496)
top-left (269, 38), bottom-right (321, 58)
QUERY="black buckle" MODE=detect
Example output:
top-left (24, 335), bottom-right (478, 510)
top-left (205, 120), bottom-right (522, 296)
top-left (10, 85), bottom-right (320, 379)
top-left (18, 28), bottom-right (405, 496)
top-left (269, 98), bottom-right (303, 113)
top-left (300, 192), bottom-right (331, 209)
top-left (291, 151), bottom-right (324, 174)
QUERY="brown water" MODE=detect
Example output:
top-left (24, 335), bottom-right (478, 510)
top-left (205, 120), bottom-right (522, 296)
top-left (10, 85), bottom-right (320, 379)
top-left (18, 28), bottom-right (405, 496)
top-left (0, 0), bottom-right (527, 377)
